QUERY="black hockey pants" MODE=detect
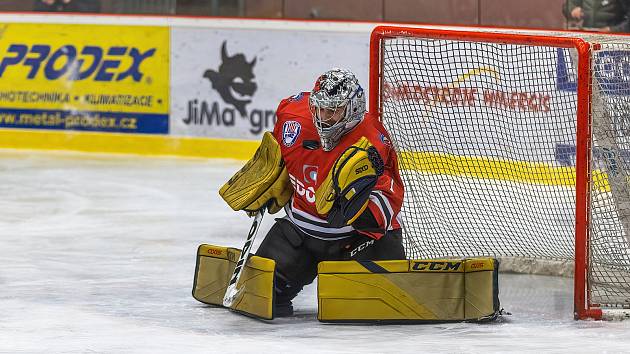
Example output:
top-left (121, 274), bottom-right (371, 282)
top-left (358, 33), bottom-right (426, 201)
top-left (255, 218), bottom-right (406, 305)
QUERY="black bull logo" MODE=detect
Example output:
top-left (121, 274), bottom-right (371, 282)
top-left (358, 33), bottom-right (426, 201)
top-left (203, 41), bottom-right (258, 117)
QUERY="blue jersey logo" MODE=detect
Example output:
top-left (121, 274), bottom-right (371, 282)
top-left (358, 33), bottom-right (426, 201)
top-left (282, 120), bottom-right (301, 147)
top-left (289, 92), bottom-right (304, 102)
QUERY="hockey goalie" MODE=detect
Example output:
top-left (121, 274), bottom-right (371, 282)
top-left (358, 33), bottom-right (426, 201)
top-left (192, 68), bottom-right (500, 322)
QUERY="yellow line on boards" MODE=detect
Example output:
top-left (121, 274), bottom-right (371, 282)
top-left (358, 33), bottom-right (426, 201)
top-left (0, 130), bottom-right (614, 193)
top-left (0, 129), bottom-right (259, 160)
top-left (398, 151), bottom-right (575, 186)
top-left (398, 151), bottom-right (612, 192)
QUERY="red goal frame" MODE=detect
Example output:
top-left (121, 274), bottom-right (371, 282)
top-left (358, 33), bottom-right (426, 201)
top-left (369, 25), bottom-right (597, 320)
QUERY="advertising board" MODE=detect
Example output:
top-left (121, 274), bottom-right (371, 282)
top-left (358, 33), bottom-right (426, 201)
top-left (0, 23), bottom-right (169, 135)
top-left (170, 27), bottom-right (369, 140)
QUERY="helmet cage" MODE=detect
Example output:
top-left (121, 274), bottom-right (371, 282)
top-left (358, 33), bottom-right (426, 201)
top-left (309, 69), bottom-right (366, 151)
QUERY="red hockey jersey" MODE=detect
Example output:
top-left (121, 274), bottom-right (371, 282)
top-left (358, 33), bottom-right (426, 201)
top-left (272, 92), bottom-right (404, 240)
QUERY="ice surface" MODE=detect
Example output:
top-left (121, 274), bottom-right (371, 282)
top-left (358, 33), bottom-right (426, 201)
top-left (1, 150), bottom-right (630, 354)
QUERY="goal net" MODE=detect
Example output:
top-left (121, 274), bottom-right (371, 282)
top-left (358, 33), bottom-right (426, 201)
top-left (370, 26), bottom-right (630, 320)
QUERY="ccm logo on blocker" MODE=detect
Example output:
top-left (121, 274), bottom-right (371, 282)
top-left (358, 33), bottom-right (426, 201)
top-left (0, 44), bottom-right (155, 82)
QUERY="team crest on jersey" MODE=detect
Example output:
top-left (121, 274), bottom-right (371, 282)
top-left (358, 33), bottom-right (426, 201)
top-left (282, 121), bottom-right (302, 147)
top-left (303, 165), bottom-right (318, 184)
top-left (289, 92), bottom-right (304, 102)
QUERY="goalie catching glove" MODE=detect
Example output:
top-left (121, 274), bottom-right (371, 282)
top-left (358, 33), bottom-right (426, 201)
top-left (219, 132), bottom-right (293, 214)
top-left (315, 137), bottom-right (384, 228)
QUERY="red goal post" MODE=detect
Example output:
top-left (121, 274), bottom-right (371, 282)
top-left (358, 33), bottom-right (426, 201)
top-left (369, 25), bottom-right (630, 320)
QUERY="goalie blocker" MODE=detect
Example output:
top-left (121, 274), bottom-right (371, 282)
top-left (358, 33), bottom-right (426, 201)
top-left (192, 244), bottom-right (500, 322)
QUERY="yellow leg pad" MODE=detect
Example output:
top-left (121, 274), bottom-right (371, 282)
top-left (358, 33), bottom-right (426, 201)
top-left (317, 258), bottom-right (499, 323)
top-left (192, 244), bottom-right (276, 320)
top-left (464, 259), bottom-right (500, 320)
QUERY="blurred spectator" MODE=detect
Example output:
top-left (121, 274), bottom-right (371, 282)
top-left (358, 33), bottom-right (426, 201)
top-left (33, 0), bottom-right (101, 13)
top-left (564, 0), bottom-right (630, 32)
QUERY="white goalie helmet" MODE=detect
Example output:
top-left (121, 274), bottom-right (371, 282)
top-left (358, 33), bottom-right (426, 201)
top-left (309, 68), bottom-right (366, 151)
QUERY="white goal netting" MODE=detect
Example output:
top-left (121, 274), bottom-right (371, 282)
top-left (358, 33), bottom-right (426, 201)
top-left (378, 31), bottom-right (630, 310)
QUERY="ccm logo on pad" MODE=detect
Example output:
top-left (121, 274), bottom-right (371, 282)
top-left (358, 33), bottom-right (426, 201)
top-left (411, 261), bottom-right (462, 272)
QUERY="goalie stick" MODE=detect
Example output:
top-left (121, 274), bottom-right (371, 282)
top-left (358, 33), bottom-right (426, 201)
top-left (223, 207), bottom-right (267, 308)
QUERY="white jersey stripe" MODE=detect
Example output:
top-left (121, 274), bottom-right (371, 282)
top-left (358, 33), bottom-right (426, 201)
top-left (370, 190), bottom-right (394, 231)
top-left (284, 201), bottom-right (355, 240)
